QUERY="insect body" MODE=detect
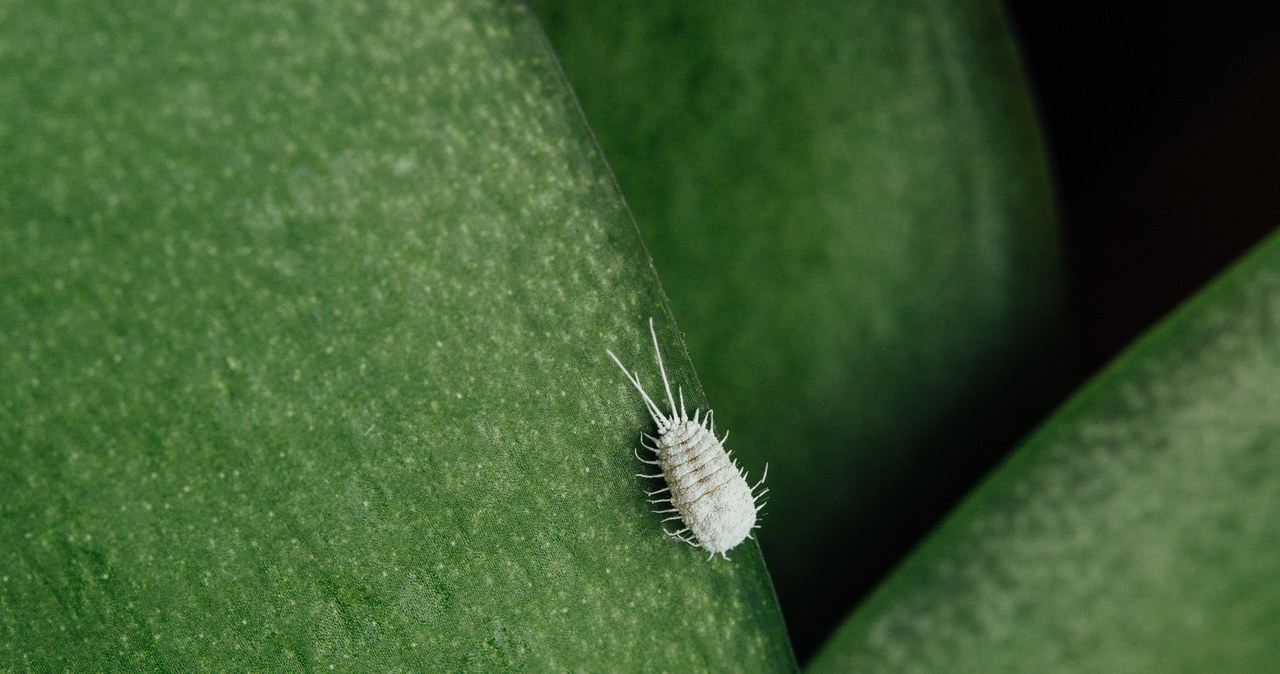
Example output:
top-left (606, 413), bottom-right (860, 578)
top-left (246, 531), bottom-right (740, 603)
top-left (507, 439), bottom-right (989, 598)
top-left (607, 318), bottom-right (767, 560)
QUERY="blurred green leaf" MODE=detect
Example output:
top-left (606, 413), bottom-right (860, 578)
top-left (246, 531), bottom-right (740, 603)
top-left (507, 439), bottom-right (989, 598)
top-left (0, 0), bottom-right (794, 669)
top-left (809, 229), bottom-right (1280, 671)
top-left (531, 0), bottom-right (1064, 652)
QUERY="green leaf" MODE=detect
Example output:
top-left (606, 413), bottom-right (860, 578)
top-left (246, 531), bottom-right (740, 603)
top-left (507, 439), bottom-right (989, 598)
top-left (530, 0), bottom-right (1064, 651)
top-left (809, 230), bottom-right (1280, 671)
top-left (0, 1), bottom-right (793, 669)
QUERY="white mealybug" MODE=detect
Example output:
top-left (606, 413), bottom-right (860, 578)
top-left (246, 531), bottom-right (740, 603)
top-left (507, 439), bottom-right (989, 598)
top-left (607, 318), bottom-right (767, 560)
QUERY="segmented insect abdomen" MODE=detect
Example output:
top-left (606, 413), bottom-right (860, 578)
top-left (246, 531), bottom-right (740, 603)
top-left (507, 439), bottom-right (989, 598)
top-left (607, 317), bottom-right (766, 560)
top-left (659, 421), bottom-right (756, 555)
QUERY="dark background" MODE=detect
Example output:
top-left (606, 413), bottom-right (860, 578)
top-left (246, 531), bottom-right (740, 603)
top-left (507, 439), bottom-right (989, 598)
top-left (798, 1), bottom-right (1280, 662)
top-left (1004, 1), bottom-right (1280, 380)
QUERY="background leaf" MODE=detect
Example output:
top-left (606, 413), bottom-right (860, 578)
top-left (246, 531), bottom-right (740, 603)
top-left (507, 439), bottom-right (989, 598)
top-left (809, 230), bottom-right (1280, 671)
top-left (530, 0), bottom-right (1065, 655)
top-left (0, 0), bottom-right (794, 669)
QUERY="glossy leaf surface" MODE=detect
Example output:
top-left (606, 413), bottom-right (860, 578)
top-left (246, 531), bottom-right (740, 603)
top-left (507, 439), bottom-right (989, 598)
top-left (810, 231), bottom-right (1280, 671)
top-left (530, 0), bottom-right (1064, 652)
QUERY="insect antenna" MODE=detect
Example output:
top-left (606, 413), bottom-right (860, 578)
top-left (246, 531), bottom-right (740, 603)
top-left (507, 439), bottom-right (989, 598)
top-left (647, 317), bottom-right (678, 419)
top-left (606, 349), bottom-right (669, 427)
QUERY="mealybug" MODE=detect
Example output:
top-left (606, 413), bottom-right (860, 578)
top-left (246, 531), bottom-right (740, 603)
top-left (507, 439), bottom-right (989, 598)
top-left (607, 318), bottom-right (767, 560)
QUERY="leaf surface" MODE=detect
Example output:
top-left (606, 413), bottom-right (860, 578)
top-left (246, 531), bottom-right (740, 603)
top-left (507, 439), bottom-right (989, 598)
top-left (810, 230), bottom-right (1280, 671)
top-left (0, 1), bottom-right (794, 669)
top-left (530, 0), bottom-right (1064, 653)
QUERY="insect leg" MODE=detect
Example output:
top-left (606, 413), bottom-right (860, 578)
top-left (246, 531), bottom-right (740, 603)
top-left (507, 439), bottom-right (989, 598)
top-left (634, 448), bottom-right (661, 465)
